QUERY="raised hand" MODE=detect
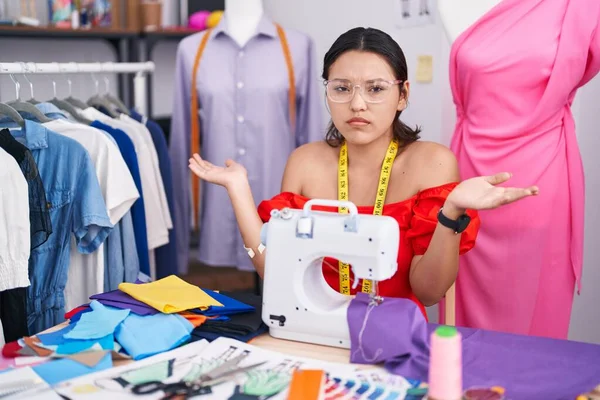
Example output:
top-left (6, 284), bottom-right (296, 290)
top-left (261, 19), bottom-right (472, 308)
top-left (446, 172), bottom-right (539, 212)
top-left (188, 154), bottom-right (248, 190)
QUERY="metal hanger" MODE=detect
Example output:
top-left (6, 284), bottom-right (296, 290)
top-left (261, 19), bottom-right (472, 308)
top-left (6, 73), bottom-right (52, 123)
top-left (61, 70), bottom-right (89, 109)
top-left (19, 63), bottom-right (39, 105)
top-left (48, 76), bottom-right (93, 124)
top-left (102, 76), bottom-right (130, 115)
top-left (87, 72), bottom-right (120, 118)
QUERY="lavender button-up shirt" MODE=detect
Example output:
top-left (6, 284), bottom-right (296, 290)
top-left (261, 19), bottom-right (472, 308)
top-left (170, 15), bottom-right (324, 274)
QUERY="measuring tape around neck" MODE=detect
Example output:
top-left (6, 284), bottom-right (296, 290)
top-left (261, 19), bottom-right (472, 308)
top-left (337, 139), bottom-right (399, 294)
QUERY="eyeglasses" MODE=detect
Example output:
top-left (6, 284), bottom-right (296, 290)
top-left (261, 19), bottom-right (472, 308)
top-left (323, 79), bottom-right (403, 104)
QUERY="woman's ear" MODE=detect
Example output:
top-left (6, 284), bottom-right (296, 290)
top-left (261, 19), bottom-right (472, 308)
top-left (398, 81), bottom-right (410, 111)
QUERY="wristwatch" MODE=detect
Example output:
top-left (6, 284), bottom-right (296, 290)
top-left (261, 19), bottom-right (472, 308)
top-left (437, 207), bottom-right (471, 234)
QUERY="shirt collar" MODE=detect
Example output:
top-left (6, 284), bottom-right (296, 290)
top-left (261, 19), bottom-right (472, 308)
top-left (10, 120), bottom-right (50, 150)
top-left (81, 107), bottom-right (110, 122)
top-left (35, 102), bottom-right (68, 120)
top-left (211, 14), bottom-right (277, 40)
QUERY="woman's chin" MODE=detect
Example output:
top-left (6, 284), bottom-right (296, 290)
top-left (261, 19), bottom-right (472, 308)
top-left (342, 132), bottom-right (381, 146)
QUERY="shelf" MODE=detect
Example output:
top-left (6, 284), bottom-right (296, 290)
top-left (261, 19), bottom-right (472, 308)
top-left (141, 28), bottom-right (204, 41)
top-left (0, 26), bottom-right (138, 39)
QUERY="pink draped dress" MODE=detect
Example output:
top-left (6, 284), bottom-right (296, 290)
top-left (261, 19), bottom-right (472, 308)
top-left (449, 0), bottom-right (600, 338)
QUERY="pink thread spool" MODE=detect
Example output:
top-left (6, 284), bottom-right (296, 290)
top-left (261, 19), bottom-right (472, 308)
top-left (428, 326), bottom-right (462, 400)
top-left (188, 10), bottom-right (211, 31)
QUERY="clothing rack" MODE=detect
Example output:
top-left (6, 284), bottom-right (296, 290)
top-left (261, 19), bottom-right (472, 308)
top-left (0, 61), bottom-right (155, 116)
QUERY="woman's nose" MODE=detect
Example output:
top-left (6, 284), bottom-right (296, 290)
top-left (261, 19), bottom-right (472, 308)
top-left (350, 88), bottom-right (367, 112)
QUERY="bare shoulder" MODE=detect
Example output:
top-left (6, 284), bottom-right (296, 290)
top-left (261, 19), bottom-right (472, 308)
top-left (287, 141), bottom-right (338, 171)
top-left (401, 140), bottom-right (459, 189)
top-left (281, 141), bottom-right (336, 192)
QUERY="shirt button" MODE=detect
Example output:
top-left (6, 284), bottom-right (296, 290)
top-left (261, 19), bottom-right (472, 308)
top-left (237, 82), bottom-right (244, 89)
top-left (238, 148), bottom-right (246, 155)
top-left (237, 115), bottom-right (245, 123)
top-left (239, 51), bottom-right (244, 57)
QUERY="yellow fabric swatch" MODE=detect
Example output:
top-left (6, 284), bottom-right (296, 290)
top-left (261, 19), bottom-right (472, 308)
top-left (118, 275), bottom-right (223, 313)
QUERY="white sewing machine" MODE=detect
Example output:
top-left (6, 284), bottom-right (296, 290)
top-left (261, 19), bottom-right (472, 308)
top-left (260, 199), bottom-right (400, 349)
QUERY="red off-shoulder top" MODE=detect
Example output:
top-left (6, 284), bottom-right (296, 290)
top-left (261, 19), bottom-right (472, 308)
top-left (257, 182), bottom-right (480, 318)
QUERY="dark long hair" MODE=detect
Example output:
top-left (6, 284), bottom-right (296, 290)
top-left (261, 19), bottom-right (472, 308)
top-left (322, 27), bottom-right (421, 147)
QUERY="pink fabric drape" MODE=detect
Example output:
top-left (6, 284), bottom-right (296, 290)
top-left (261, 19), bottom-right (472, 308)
top-left (448, 0), bottom-right (600, 338)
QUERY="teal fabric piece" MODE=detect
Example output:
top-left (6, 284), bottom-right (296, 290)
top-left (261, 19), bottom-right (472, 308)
top-left (64, 300), bottom-right (130, 340)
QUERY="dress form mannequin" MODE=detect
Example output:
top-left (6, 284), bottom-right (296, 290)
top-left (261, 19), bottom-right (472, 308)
top-left (440, 0), bottom-right (600, 340)
top-left (170, 4), bottom-right (322, 276)
top-left (438, 0), bottom-right (501, 43)
top-left (223, 0), bottom-right (264, 48)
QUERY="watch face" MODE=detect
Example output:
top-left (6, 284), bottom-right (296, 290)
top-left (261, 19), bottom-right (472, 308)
top-left (457, 215), bottom-right (471, 233)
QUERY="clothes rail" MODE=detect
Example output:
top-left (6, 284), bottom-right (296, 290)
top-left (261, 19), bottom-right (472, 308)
top-left (0, 61), bottom-right (155, 115)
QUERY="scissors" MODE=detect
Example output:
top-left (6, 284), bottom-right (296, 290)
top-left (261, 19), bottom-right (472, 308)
top-left (131, 353), bottom-right (267, 399)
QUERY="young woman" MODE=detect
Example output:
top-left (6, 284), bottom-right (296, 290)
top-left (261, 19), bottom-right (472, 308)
top-left (189, 27), bottom-right (538, 317)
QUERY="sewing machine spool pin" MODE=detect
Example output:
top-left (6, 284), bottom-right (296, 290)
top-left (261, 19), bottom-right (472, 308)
top-left (261, 199), bottom-right (400, 348)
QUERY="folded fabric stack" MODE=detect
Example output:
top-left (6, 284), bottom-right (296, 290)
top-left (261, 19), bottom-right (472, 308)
top-left (190, 290), bottom-right (268, 343)
top-left (0, 275), bottom-right (266, 386)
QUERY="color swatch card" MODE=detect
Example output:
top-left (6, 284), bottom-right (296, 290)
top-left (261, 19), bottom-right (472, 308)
top-left (54, 337), bottom-right (417, 400)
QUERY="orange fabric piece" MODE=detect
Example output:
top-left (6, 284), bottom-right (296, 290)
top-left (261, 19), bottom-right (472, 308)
top-left (178, 312), bottom-right (208, 328)
top-left (286, 369), bottom-right (325, 400)
top-left (189, 24), bottom-right (296, 226)
top-left (257, 183), bottom-right (480, 319)
top-left (23, 336), bottom-right (53, 357)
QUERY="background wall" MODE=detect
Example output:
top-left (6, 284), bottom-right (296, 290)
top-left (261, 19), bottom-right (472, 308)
top-left (1, 0), bottom-right (599, 344)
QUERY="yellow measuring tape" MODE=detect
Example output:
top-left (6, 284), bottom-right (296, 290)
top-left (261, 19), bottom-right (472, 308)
top-left (337, 139), bottom-right (399, 294)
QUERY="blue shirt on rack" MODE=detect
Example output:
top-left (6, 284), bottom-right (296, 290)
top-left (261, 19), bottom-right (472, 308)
top-left (130, 109), bottom-right (178, 278)
top-left (0, 120), bottom-right (112, 334)
top-left (90, 120), bottom-right (151, 277)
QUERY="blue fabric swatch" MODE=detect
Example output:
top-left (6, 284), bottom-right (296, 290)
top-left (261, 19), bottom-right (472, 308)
top-left (37, 323), bottom-right (75, 346)
top-left (56, 334), bottom-right (114, 355)
top-left (64, 301), bottom-right (130, 340)
top-left (115, 313), bottom-right (193, 360)
top-left (194, 290), bottom-right (254, 316)
top-left (68, 307), bottom-right (91, 324)
top-left (33, 352), bottom-right (113, 385)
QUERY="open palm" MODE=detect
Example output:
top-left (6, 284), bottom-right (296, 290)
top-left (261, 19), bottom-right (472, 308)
top-left (188, 154), bottom-right (247, 189)
top-left (447, 172), bottom-right (539, 211)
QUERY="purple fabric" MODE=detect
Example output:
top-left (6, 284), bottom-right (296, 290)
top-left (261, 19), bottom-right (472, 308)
top-left (348, 293), bottom-right (430, 379)
top-left (89, 290), bottom-right (159, 316)
top-left (348, 293), bottom-right (600, 400)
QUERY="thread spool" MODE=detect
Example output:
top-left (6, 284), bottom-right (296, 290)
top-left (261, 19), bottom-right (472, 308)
top-left (427, 326), bottom-right (462, 400)
top-left (206, 10), bottom-right (223, 28)
top-left (188, 10), bottom-right (210, 31)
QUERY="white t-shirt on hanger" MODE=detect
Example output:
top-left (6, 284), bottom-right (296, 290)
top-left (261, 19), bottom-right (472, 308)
top-left (118, 114), bottom-right (172, 230)
top-left (0, 147), bottom-right (30, 292)
top-left (42, 119), bottom-right (139, 311)
top-left (79, 107), bottom-right (170, 250)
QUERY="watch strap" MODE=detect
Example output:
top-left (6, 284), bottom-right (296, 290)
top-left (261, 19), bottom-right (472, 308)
top-left (437, 207), bottom-right (471, 234)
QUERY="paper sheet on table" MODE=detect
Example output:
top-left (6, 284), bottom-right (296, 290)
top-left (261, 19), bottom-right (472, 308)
top-left (54, 337), bottom-right (372, 400)
top-left (53, 339), bottom-right (210, 399)
top-left (0, 366), bottom-right (63, 399)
